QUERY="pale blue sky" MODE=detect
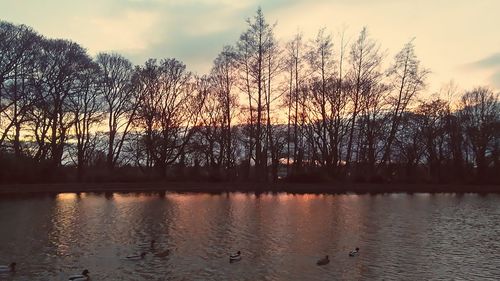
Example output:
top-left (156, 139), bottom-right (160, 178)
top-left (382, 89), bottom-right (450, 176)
top-left (1, 0), bottom-right (499, 93)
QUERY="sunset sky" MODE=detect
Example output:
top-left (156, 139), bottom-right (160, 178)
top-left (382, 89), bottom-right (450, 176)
top-left (1, 0), bottom-right (499, 94)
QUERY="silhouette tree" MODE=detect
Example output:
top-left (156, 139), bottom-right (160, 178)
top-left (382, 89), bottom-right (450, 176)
top-left (68, 61), bottom-right (102, 180)
top-left (382, 39), bottom-right (428, 167)
top-left (0, 14), bottom-right (498, 185)
top-left (0, 22), bottom-right (40, 151)
top-left (210, 46), bottom-right (239, 174)
top-left (283, 31), bottom-right (306, 177)
top-left (236, 7), bottom-right (277, 181)
top-left (459, 87), bottom-right (499, 181)
top-left (134, 59), bottom-right (205, 177)
top-left (345, 27), bottom-right (383, 176)
top-left (29, 39), bottom-right (92, 171)
top-left (416, 98), bottom-right (450, 182)
top-left (96, 53), bottom-right (136, 171)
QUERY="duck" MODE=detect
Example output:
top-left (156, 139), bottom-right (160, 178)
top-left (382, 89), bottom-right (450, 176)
top-left (229, 251), bottom-right (242, 263)
top-left (0, 262), bottom-right (16, 273)
top-left (316, 255), bottom-right (329, 266)
top-left (154, 249), bottom-right (170, 258)
top-left (349, 247), bottom-right (360, 257)
top-left (126, 252), bottom-right (147, 260)
top-left (68, 269), bottom-right (90, 281)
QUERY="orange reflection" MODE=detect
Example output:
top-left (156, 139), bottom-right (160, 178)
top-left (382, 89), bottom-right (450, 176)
top-left (56, 193), bottom-right (77, 200)
top-left (56, 192), bottom-right (90, 200)
top-left (113, 193), bottom-right (161, 202)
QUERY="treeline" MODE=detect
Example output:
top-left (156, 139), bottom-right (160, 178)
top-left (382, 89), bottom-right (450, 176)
top-left (0, 9), bottom-right (499, 184)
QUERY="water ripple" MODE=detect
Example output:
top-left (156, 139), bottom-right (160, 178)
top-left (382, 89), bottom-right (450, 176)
top-left (0, 193), bottom-right (499, 280)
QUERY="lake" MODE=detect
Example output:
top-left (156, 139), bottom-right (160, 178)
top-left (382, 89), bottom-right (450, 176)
top-left (0, 192), bottom-right (499, 280)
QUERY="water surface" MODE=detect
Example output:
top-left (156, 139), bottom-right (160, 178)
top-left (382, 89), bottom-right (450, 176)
top-left (0, 192), bottom-right (499, 280)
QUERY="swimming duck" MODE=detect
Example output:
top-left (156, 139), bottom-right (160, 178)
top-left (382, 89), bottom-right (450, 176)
top-left (0, 262), bottom-right (16, 273)
top-left (229, 251), bottom-right (242, 263)
top-left (126, 252), bottom-right (147, 260)
top-left (316, 255), bottom-right (329, 266)
top-left (349, 247), bottom-right (360, 257)
top-left (154, 249), bottom-right (170, 258)
top-left (68, 269), bottom-right (89, 281)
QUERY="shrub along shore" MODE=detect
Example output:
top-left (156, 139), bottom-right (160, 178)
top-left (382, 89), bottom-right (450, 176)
top-left (0, 182), bottom-right (498, 196)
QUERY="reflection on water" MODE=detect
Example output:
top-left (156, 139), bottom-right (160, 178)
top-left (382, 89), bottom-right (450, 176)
top-left (0, 192), bottom-right (499, 280)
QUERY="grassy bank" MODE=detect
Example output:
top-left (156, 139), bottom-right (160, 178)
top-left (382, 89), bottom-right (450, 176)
top-left (0, 182), bottom-right (499, 195)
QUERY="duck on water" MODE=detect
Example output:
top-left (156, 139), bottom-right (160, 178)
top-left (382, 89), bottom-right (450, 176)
top-left (316, 255), bottom-right (329, 266)
top-left (68, 269), bottom-right (90, 281)
top-left (349, 247), bottom-right (360, 257)
top-left (150, 239), bottom-right (170, 257)
top-left (229, 251), bottom-right (242, 263)
top-left (155, 249), bottom-right (170, 258)
top-left (0, 262), bottom-right (16, 273)
top-left (126, 252), bottom-right (147, 260)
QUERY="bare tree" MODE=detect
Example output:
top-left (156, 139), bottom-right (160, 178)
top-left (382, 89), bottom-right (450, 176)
top-left (416, 98), bottom-right (450, 182)
top-left (392, 112), bottom-right (425, 181)
top-left (4, 14), bottom-right (499, 185)
top-left (345, 27), bottom-right (383, 174)
top-left (0, 22), bottom-right (40, 151)
top-left (236, 7), bottom-right (277, 181)
top-left (68, 61), bottom-right (103, 180)
top-left (459, 87), bottom-right (499, 180)
top-left (197, 79), bottom-right (224, 171)
top-left (357, 82), bottom-right (388, 178)
top-left (135, 58), bottom-right (206, 177)
top-left (210, 46), bottom-right (239, 173)
top-left (25, 39), bottom-right (92, 170)
top-left (283, 31), bottom-right (306, 177)
top-left (305, 28), bottom-right (338, 174)
top-left (96, 53), bottom-right (136, 171)
top-left (382, 39), bottom-right (428, 166)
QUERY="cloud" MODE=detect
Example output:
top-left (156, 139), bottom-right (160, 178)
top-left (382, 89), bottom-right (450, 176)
top-left (468, 53), bottom-right (500, 89)
top-left (470, 53), bottom-right (500, 69)
top-left (106, 0), bottom-right (312, 72)
top-left (114, 0), bottom-right (262, 72)
top-left (2, 0), bottom-right (500, 91)
top-left (79, 10), bottom-right (161, 54)
top-left (491, 71), bottom-right (500, 88)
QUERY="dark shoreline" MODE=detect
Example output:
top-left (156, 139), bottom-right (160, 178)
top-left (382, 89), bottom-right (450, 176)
top-left (0, 182), bottom-right (499, 196)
